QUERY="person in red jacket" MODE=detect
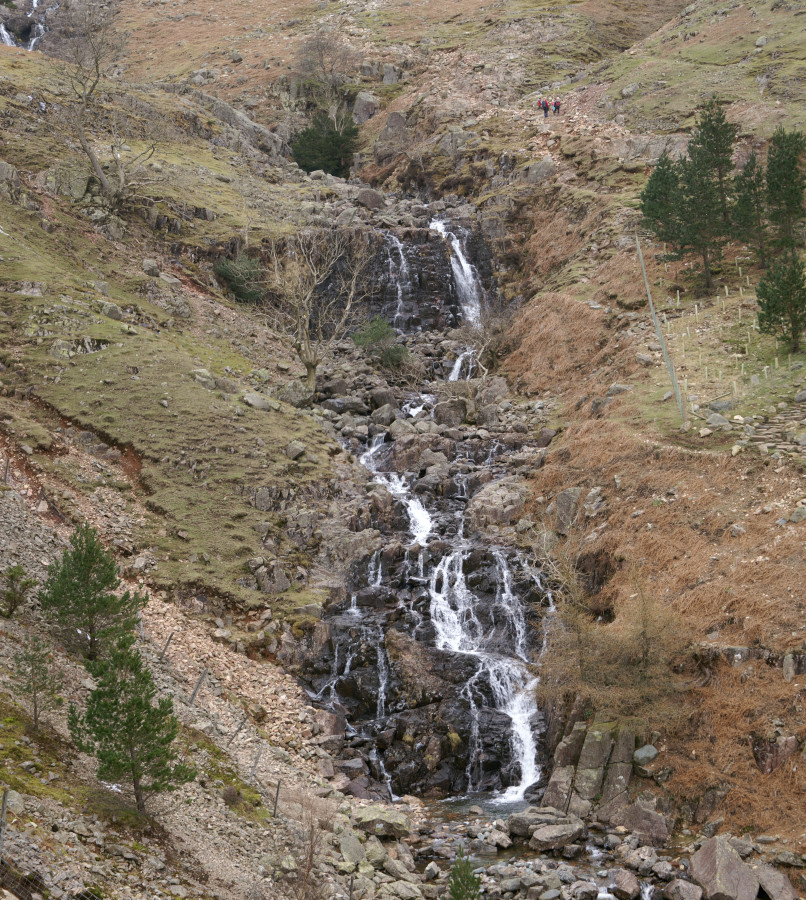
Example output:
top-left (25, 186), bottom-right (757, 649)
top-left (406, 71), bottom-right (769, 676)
top-left (553, 98), bottom-right (561, 115)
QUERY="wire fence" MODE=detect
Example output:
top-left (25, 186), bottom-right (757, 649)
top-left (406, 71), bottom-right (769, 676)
top-left (0, 792), bottom-right (50, 900)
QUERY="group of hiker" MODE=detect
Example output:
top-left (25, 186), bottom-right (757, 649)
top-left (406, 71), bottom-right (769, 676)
top-left (538, 97), bottom-right (562, 118)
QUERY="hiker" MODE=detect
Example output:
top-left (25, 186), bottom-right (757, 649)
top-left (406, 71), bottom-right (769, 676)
top-left (553, 97), bottom-right (561, 115)
top-left (541, 98), bottom-right (549, 118)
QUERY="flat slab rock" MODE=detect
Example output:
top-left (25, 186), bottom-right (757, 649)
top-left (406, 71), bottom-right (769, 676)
top-left (690, 837), bottom-right (758, 900)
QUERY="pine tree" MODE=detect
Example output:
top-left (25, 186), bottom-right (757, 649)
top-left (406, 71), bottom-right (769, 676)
top-left (448, 849), bottom-right (481, 900)
top-left (291, 113), bottom-right (359, 178)
top-left (757, 255), bottom-right (806, 352)
top-left (1, 564), bottom-right (36, 618)
top-left (13, 632), bottom-right (62, 731)
top-left (687, 98), bottom-right (737, 226)
top-left (674, 153), bottom-right (726, 289)
top-left (38, 523), bottom-right (144, 659)
top-left (734, 151), bottom-right (769, 268)
top-left (640, 151), bottom-right (681, 248)
top-left (68, 636), bottom-right (196, 814)
top-left (767, 126), bottom-right (806, 260)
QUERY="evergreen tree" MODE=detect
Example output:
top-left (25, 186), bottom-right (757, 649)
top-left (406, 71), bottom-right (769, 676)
top-left (68, 636), bottom-right (195, 814)
top-left (757, 255), bottom-right (806, 352)
top-left (447, 849), bottom-right (481, 900)
top-left (687, 98), bottom-right (737, 226)
top-left (291, 113), bottom-right (359, 178)
top-left (733, 151), bottom-right (769, 268)
top-left (767, 126), bottom-right (806, 260)
top-left (13, 632), bottom-right (62, 731)
top-left (674, 153), bottom-right (726, 289)
top-left (640, 151), bottom-right (681, 247)
top-left (39, 523), bottom-right (144, 660)
top-left (1, 564), bottom-right (36, 618)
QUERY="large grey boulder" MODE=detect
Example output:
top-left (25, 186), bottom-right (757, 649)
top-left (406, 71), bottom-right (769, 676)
top-left (508, 806), bottom-right (565, 837)
top-left (749, 862), bottom-right (798, 900)
top-left (357, 187), bottom-right (385, 210)
top-left (353, 91), bottom-right (380, 124)
top-left (433, 398), bottom-right (467, 426)
top-left (523, 155), bottom-right (556, 184)
top-left (528, 818), bottom-right (585, 851)
top-left (353, 805), bottom-right (411, 839)
top-left (610, 868), bottom-right (640, 900)
top-left (611, 803), bottom-right (668, 846)
top-left (663, 881), bottom-right (703, 900)
top-left (690, 837), bottom-right (758, 900)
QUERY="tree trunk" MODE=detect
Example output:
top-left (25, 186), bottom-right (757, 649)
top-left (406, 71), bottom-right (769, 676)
top-left (304, 362), bottom-right (317, 391)
top-left (702, 248), bottom-right (713, 289)
top-left (75, 115), bottom-right (113, 199)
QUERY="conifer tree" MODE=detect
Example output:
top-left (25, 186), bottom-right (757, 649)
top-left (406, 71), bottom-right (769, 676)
top-left (39, 523), bottom-right (144, 660)
top-left (757, 255), bottom-right (806, 352)
top-left (68, 636), bottom-right (195, 814)
top-left (674, 153), bottom-right (726, 289)
top-left (639, 151), bottom-right (681, 247)
top-left (734, 151), bottom-right (769, 268)
top-left (13, 632), bottom-right (62, 731)
top-left (291, 113), bottom-right (359, 178)
top-left (687, 98), bottom-right (737, 226)
top-left (1, 564), bottom-right (36, 618)
top-left (448, 849), bottom-right (481, 900)
top-left (767, 126), bottom-right (806, 260)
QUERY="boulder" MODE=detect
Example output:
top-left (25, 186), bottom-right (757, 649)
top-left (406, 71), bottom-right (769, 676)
top-left (285, 440), bottom-right (306, 460)
top-left (611, 803), bottom-right (668, 846)
top-left (433, 398), bottom-right (467, 427)
top-left (353, 805), bottom-right (411, 839)
top-left (276, 380), bottom-right (312, 408)
top-left (353, 91), bottom-right (380, 124)
top-left (611, 868), bottom-right (641, 900)
top-left (749, 862), bottom-right (798, 900)
top-left (690, 837), bottom-right (758, 900)
top-left (339, 832), bottom-right (366, 872)
top-left (243, 392), bottom-right (280, 411)
top-left (508, 806), bottom-right (565, 837)
top-left (528, 819), bottom-right (585, 851)
top-left (633, 744), bottom-right (658, 767)
top-left (143, 258), bottom-right (160, 276)
top-left (101, 302), bottom-right (123, 321)
top-left (523, 155), bottom-right (556, 184)
top-left (3, 790), bottom-right (25, 815)
top-left (663, 881), bottom-right (703, 900)
top-left (555, 487), bottom-right (582, 535)
top-left (465, 477), bottom-right (528, 530)
top-left (357, 188), bottom-right (385, 210)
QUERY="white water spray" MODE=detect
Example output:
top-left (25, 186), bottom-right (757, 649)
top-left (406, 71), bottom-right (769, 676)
top-left (430, 219), bottom-right (483, 327)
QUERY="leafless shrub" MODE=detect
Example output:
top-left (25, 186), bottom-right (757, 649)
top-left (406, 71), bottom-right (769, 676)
top-left (296, 29), bottom-right (357, 122)
top-left (260, 229), bottom-right (373, 390)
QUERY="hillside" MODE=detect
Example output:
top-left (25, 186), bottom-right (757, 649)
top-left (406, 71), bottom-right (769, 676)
top-left (1, 0), bottom-right (806, 898)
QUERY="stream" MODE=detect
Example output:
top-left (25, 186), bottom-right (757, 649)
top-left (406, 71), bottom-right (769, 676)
top-left (304, 219), bottom-right (550, 806)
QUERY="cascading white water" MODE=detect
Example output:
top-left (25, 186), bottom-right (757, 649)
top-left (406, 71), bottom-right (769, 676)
top-left (430, 219), bottom-right (483, 327)
top-left (360, 436), bottom-right (433, 546)
top-left (385, 233), bottom-right (412, 329)
top-left (1, 23), bottom-right (18, 46)
top-left (448, 349), bottom-right (476, 382)
top-left (428, 549), bottom-right (541, 800)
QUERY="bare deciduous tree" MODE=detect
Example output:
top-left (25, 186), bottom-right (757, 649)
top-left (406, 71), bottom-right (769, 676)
top-left (296, 29), bottom-right (356, 123)
top-left (58, 0), bottom-right (160, 209)
top-left (262, 229), bottom-right (372, 391)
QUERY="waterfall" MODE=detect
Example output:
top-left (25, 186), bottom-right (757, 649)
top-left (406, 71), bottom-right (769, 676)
top-left (360, 435), bottom-right (433, 546)
top-left (448, 349), bottom-right (476, 382)
top-left (1, 23), bottom-right (18, 46)
top-left (429, 219), bottom-right (483, 327)
top-left (428, 550), bottom-right (541, 800)
top-left (384, 233), bottom-right (413, 330)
